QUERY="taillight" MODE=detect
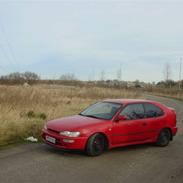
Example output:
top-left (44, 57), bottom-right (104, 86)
top-left (168, 107), bottom-right (177, 126)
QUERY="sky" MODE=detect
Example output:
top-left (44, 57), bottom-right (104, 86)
top-left (0, 0), bottom-right (183, 82)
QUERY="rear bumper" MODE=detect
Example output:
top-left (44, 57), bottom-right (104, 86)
top-left (42, 129), bottom-right (88, 150)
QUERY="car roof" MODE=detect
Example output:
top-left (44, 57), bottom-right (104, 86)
top-left (103, 99), bottom-right (158, 105)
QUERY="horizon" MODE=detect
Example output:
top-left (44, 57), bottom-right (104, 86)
top-left (0, 0), bottom-right (183, 82)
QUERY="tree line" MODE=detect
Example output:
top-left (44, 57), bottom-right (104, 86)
top-left (0, 72), bottom-right (40, 84)
top-left (0, 71), bottom-right (182, 89)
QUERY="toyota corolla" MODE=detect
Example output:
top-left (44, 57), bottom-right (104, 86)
top-left (42, 99), bottom-right (177, 156)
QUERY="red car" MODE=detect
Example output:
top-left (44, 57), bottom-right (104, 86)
top-left (42, 99), bottom-right (177, 156)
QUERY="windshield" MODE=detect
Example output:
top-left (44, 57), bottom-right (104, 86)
top-left (80, 102), bottom-right (122, 120)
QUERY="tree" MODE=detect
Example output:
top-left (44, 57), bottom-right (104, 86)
top-left (0, 71), bottom-right (40, 84)
top-left (165, 80), bottom-right (176, 88)
top-left (134, 80), bottom-right (141, 88)
top-left (23, 71), bottom-right (40, 81)
top-left (8, 72), bottom-right (23, 80)
top-left (59, 73), bottom-right (77, 81)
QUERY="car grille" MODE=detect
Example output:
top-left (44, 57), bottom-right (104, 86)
top-left (48, 128), bottom-right (59, 134)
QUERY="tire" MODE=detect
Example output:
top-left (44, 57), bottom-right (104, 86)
top-left (86, 133), bottom-right (106, 156)
top-left (156, 128), bottom-right (171, 147)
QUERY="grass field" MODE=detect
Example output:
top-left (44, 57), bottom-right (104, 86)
top-left (0, 84), bottom-right (141, 147)
top-left (150, 88), bottom-right (183, 101)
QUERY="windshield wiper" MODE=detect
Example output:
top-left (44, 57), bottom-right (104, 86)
top-left (79, 114), bottom-right (99, 119)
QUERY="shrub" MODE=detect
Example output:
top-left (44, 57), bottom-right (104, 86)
top-left (38, 113), bottom-right (47, 120)
top-left (27, 110), bottom-right (35, 118)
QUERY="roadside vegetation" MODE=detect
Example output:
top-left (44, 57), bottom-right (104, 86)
top-left (148, 88), bottom-right (183, 101)
top-left (0, 84), bottom-right (140, 147)
top-left (0, 71), bottom-right (182, 148)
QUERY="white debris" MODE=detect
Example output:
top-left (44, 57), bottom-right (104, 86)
top-left (25, 136), bottom-right (38, 142)
top-left (23, 82), bottom-right (30, 87)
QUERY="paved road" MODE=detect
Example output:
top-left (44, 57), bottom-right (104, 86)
top-left (0, 95), bottom-right (183, 183)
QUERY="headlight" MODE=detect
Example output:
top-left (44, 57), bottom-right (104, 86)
top-left (60, 131), bottom-right (80, 137)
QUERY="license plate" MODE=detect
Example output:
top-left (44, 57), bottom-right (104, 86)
top-left (46, 135), bottom-right (56, 144)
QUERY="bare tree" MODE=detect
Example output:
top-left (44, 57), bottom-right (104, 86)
top-left (1, 71), bottom-right (39, 81)
top-left (23, 71), bottom-right (40, 80)
top-left (60, 73), bottom-right (77, 81)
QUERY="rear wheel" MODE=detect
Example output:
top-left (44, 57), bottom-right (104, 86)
top-left (86, 133), bottom-right (106, 156)
top-left (156, 128), bottom-right (171, 147)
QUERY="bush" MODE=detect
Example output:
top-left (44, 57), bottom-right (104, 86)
top-left (38, 113), bottom-right (47, 120)
top-left (26, 111), bottom-right (46, 120)
top-left (27, 110), bottom-right (35, 118)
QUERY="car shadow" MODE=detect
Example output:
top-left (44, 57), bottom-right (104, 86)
top-left (41, 143), bottom-right (86, 157)
top-left (109, 143), bottom-right (154, 154)
top-left (40, 143), bottom-right (156, 157)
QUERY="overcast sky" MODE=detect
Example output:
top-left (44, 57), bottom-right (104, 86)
top-left (0, 0), bottom-right (182, 82)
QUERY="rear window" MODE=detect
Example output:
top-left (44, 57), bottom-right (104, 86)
top-left (144, 103), bottom-right (164, 118)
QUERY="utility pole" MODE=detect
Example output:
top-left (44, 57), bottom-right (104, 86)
top-left (164, 62), bottom-right (171, 81)
top-left (100, 70), bottom-right (105, 81)
top-left (117, 64), bottom-right (122, 81)
top-left (179, 57), bottom-right (182, 90)
top-left (92, 68), bottom-right (95, 81)
top-left (117, 64), bottom-right (122, 88)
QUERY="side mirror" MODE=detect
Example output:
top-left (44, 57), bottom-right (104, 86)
top-left (115, 115), bottom-right (127, 122)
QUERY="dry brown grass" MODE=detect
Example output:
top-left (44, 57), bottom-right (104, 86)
top-left (0, 84), bottom-right (141, 147)
top-left (149, 88), bottom-right (183, 101)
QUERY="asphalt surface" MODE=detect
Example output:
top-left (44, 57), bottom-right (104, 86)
top-left (0, 95), bottom-right (183, 183)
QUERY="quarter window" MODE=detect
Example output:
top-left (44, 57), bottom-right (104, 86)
top-left (144, 103), bottom-right (164, 118)
top-left (120, 104), bottom-right (145, 120)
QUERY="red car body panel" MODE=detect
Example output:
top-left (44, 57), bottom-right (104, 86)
top-left (42, 99), bottom-right (178, 151)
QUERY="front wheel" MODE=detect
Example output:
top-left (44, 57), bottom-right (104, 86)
top-left (156, 129), bottom-right (171, 147)
top-left (86, 133), bottom-right (106, 156)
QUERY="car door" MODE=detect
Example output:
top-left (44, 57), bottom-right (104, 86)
top-left (143, 102), bottom-right (165, 140)
top-left (111, 103), bottom-right (149, 145)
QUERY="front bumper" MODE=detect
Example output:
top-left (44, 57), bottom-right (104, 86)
top-left (42, 129), bottom-right (88, 150)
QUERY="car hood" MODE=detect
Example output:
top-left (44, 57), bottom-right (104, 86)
top-left (47, 115), bottom-right (105, 132)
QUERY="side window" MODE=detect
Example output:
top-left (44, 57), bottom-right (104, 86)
top-left (120, 104), bottom-right (145, 120)
top-left (144, 103), bottom-right (164, 118)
